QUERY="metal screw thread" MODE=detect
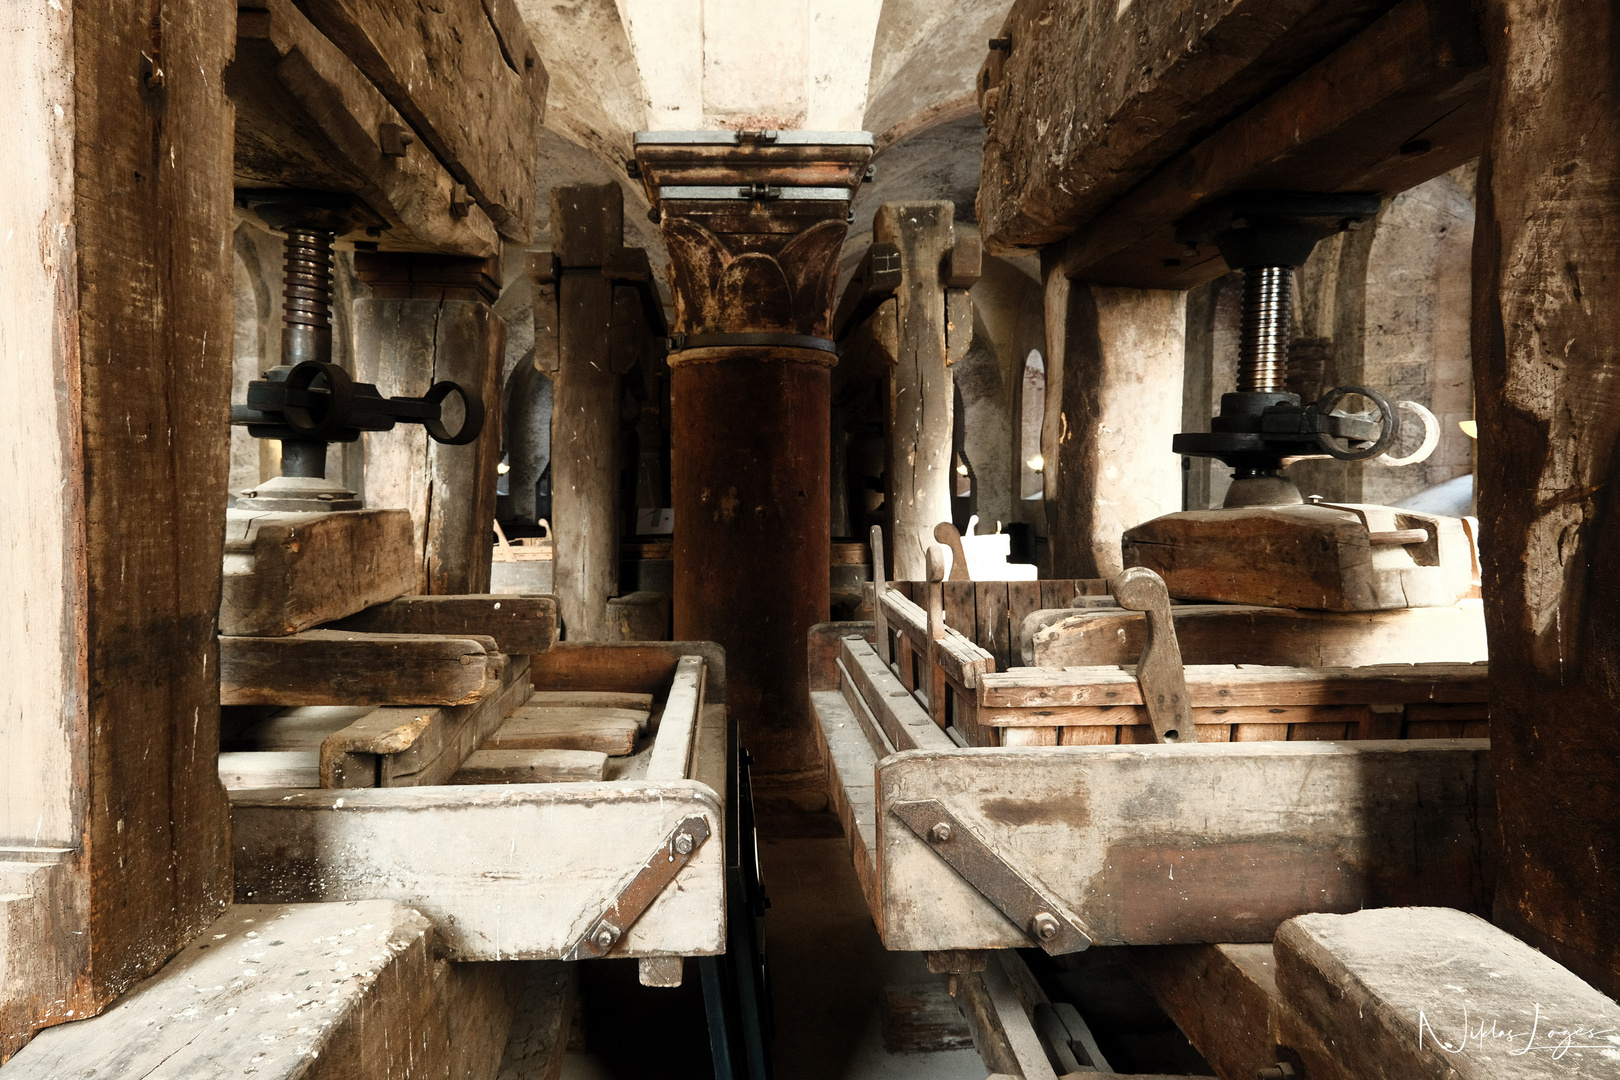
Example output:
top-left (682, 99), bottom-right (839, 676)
top-left (1238, 266), bottom-right (1293, 393)
top-left (282, 227), bottom-right (335, 366)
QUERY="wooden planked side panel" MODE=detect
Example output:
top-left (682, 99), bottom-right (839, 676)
top-left (877, 740), bottom-right (1496, 952)
top-left (942, 581), bottom-right (976, 641)
top-left (974, 582), bottom-right (1012, 669)
top-left (486, 706), bottom-right (643, 756)
top-left (289, 0), bottom-right (544, 241)
top-left (529, 641), bottom-right (727, 702)
top-left (1005, 581), bottom-right (1042, 666)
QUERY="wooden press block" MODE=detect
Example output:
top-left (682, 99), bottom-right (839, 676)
top-left (219, 629), bottom-right (500, 707)
top-left (483, 705), bottom-right (645, 755)
top-left (1, 901), bottom-right (521, 1080)
top-left (452, 748), bottom-right (609, 784)
top-left (524, 689), bottom-right (655, 721)
top-left (1275, 908), bottom-right (1620, 1078)
top-left (1122, 503), bottom-right (1475, 612)
top-left (220, 508), bottom-right (416, 636)
top-left (328, 594), bottom-right (559, 655)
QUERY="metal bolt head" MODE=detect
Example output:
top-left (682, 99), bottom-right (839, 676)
top-left (673, 832), bottom-right (694, 856)
top-left (1032, 912), bottom-right (1060, 941)
top-left (929, 822), bottom-right (952, 844)
top-left (592, 925), bottom-right (619, 950)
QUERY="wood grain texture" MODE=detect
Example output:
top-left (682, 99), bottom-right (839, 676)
top-left (329, 593), bottom-right (558, 654)
top-left (220, 630), bottom-right (498, 707)
top-left (229, 0), bottom-right (500, 256)
top-left (289, 0), bottom-right (545, 241)
top-left (1473, 0), bottom-right (1620, 999)
top-left (453, 748), bottom-right (609, 784)
top-left (978, 0), bottom-right (1398, 250)
top-left (0, 0), bottom-right (236, 1054)
top-left (3, 901), bottom-right (523, 1080)
top-left (231, 782), bottom-right (726, 960)
top-left (484, 706), bottom-right (643, 756)
top-left (529, 641), bottom-right (727, 702)
top-left (221, 509), bottom-right (417, 636)
top-left (876, 740), bottom-right (1495, 952)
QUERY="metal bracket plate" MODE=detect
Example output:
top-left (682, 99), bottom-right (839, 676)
top-left (891, 799), bottom-right (1092, 955)
top-left (565, 814), bottom-right (713, 961)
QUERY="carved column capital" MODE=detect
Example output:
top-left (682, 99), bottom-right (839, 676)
top-left (634, 132), bottom-right (874, 351)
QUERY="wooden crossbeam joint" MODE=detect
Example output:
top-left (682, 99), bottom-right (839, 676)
top-left (891, 798), bottom-right (1092, 955)
top-left (565, 814), bottom-right (712, 961)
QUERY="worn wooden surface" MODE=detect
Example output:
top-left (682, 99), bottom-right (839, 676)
top-left (1277, 908), bottom-right (1620, 1078)
top-left (288, 0), bottom-right (545, 241)
top-left (495, 962), bottom-right (577, 1080)
top-left (877, 203), bottom-right (956, 582)
top-left (330, 593), bottom-right (558, 654)
top-left (351, 261), bottom-right (504, 595)
top-left (232, 781), bottom-right (726, 960)
top-left (550, 185), bottom-right (623, 641)
top-left (1, 0), bottom-right (236, 1053)
top-left (978, 0), bottom-right (1400, 250)
top-left (813, 690), bottom-right (884, 925)
top-left (1473, 0), bottom-right (1620, 1000)
top-left (1123, 943), bottom-right (1350, 1080)
top-left (1048, 285), bottom-right (1186, 579)
top-left (321, 654), bottom-right (532, 787)
top-left (646, 656), bottom-right (706, 781)
top-left (876, 740), bottom-right (1495, 952)
top-left (1123, 503), bottom-right (1476, 612)
top-left (1033, 602), bottom-right (1489, 667)
top-left (229, 0), bottom-right (499, 256)
top-left (3, 901), bottom-right (521, 1080)
top-left (1060, 0), bottom-right (1490, 287)
top-left (485, 706), bottom-right (644, 756)
top-left (454, 748), bottom-right (609, 784)
top-left (221, 509), bottom-right (417, 636)
top-left (220, 630), bottom-right (499, 707)
top-left (833, 241), bottom-right (903, 339)
top-left (530, 641), bottom-right (727, 702)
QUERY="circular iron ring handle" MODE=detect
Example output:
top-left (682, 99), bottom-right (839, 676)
top-left (423, 380), bottom-right (485, 445)
top-left (281, 361), bottom-right (357, 440)
top-left (1313, 385), bottom-right (1400, 461)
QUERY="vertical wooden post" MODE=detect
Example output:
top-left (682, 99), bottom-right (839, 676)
top-left (1, 0), bottom-right (234, 1054)
top-left (879, 202), bottom-right (957, 581)
top-left (353, 254), bottom-right (505, 594)
top-left (548, 184), bottom-right (624, 640)
top-left (1474, 0), bottom-right (1620, 997)
top-left (1047, 281), bottom-right (1186, 578)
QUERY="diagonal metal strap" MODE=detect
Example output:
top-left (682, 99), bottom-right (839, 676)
top-left (565, 815), bottom-right (713, 961)
top-left (891, 799), bottom-right (1092, 955)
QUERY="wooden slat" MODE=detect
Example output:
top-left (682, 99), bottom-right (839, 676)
top-left (452, 748), bottom-right (607, 784)
top-left (218, 751), bottom-right (320, 790)
top-left (876, 740), bottom-right (1495, 952)
top-left (219, 630), bottom-right (500, 707)
top-left (329, 594), bottom-right (558, 655)
top-left (812, 690), bottom-right (882, 927)
top-left (530, 641), bottom-right (727, 702)
top-left (230, 782), bottom-right (726, 960)
top-left (523, 690), bottom-right (654, 711)
top-left (839, 637), bottom-right (958, 754)
top-left (1005, 581), bottom-right (1041, 665)
top-left (289, 0), bottom-right (545, 241)
top-left (942, 581), bottom-right (976, 639)
top-left (974, 581), bottom-right (1012, 669)
top-left (880, 589), bottom-right (996, 690)
top-left (645, 656), bottom-right (705, 781)
top-left (485, 706), bottom-right (643, 756)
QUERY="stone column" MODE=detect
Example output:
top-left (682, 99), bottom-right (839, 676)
top-left (635, 133), bottom-right (873, 782)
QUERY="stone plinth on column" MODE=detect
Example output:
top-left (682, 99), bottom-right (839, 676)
top-left (635, 131), bottom-right (873, 785)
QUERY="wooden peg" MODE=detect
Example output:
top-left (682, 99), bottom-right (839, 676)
top-left (934, 521), bottom-right (972, 581)
top-left (1112, 566), bottom-right (1197, 744)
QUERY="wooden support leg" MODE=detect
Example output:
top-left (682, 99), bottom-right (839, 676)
top-left (1473, 0), bottom-right (1620, 998)
top-left (352, 253), bottom-right (505, 594)
top-left (1046, 279), bottom-right (1185, 578)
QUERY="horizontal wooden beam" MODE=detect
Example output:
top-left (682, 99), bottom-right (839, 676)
top-left (876, 739), bottom-right (1495, 952)
top-left (219, 630), bottom-right (499, 706)
top-left (529, 641), bottom-right (728, 703)
top-left (329, 594), bottom-right (558, 655)
top-left (231, 780), bottom-right (725, 960)
top-left (1060, 0), bottom-right (1489, 287)
top-left (978, 0), bottom-right (1406, 250)
top-left (230, 0), bottom-right (500, 256)
top-left (289, 0), bottom-right (546, 242)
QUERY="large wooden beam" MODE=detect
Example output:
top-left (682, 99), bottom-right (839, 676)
top-left (231, 780), bottom-right (725, 960)
top-left (1473, 0), bottom-right (1620, 998)
top-left (977, 0), bottom-right (1405, 250)
top-left (219, 630), bottom-right (501, 707)
top-left (875, 740), bottom-right (1494, 952)
top-left (1058, 0), bottom-right (1490, 288)
top-left (1, 0), bottom-right (234, 1055)
top-left (289, 0), bottom-right (546, 242)
top-left (229, 0), bottom-right (500, 256)
top-left (329, 594), bottom-right (559, 655)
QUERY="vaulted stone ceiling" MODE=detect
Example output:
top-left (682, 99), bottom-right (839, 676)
top-left (513, 0), bottom-right (1012, 269)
